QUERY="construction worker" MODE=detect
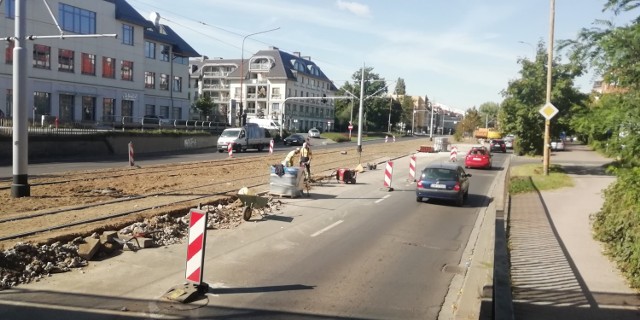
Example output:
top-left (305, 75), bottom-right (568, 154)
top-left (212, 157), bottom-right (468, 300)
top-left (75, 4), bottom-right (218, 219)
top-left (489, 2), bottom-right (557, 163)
top-left (299, 142), bottom-right (312, 179)
top-left (282, 148), bottom-right (300, 167)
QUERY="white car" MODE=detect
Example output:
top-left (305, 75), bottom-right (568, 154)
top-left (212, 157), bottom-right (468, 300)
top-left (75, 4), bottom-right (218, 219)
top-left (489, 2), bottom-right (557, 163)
top-left (308, 128), bottom-right (321, 138)
top-left (551, 140), bottom-right (565, 151)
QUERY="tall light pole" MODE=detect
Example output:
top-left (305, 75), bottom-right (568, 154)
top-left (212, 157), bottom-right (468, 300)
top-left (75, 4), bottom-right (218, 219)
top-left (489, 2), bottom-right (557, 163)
top-left (543, 0), bottom-right (555, 175)
top-left (239, 27), bottom-right (280, 126)
top-left (429, 101), bottom-right (435, 139)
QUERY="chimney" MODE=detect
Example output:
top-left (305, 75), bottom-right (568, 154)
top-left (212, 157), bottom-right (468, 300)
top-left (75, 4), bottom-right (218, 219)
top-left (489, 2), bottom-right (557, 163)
top-left (303, 56), bottom-right (311, 61)
top-left (293, 51), bottom-right (301, 57)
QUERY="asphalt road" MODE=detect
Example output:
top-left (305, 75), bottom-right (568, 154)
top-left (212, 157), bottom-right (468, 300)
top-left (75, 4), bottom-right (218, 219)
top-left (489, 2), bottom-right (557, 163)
top-left (0, 149), bottom-right (508, 320)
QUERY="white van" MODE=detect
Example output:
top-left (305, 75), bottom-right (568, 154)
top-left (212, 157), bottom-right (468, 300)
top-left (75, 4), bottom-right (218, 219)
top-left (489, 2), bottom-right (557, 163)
top-left (247, 118), bottom-right (280, 130)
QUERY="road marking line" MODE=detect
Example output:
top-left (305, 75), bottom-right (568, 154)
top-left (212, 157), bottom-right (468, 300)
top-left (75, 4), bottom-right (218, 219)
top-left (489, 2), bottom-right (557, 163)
top-left (311, 220), bottom-right (344, 237)
top-left (374, 195), bottom-right (391, 204)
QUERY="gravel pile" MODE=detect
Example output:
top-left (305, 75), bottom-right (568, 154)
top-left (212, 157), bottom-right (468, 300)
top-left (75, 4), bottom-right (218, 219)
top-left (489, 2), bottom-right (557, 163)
top-left (0, 196), bottom-right (281, 290)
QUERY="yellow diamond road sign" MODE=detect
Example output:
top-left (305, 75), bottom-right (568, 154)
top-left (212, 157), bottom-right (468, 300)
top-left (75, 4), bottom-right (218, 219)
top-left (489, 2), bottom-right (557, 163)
top-left (539, 102), bottom-right (559, 120)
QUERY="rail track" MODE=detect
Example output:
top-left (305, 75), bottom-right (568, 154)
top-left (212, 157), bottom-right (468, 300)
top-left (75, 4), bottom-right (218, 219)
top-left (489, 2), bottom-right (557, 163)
top-left (0, 140), bottom-right (421, 247)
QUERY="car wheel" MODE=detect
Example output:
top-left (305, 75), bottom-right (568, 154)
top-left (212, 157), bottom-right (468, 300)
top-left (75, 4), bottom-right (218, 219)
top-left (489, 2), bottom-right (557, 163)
top-left (456, 193), bottom-right (464, 207)
top-left (416, 196), bottom-right (422, 202)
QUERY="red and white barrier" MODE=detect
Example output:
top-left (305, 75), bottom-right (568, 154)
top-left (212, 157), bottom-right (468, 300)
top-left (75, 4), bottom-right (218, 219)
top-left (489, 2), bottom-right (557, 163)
top-left (383, 161), bottom-right (394, 189)
top-left (385, 136), bottom-right (388, 143)
top-left (128, 141), bottom-right (134, 166)
top-left (450, 145), bottom-right (458, 162)
top-left (269, 140), bottom-right (274, 154)
top-left (393, 135), bottom-right (396, 143)
top-left (228, 143), bottom-right (234, 158)
top-left (185, 209), bottom-right (208, 285)
top-left (409, 154), bottom-right (416, 181)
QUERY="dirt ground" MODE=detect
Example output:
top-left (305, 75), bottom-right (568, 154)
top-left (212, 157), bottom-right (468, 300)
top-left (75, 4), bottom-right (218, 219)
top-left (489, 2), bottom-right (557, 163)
top-left (0, 139), bottom-right (437, 248)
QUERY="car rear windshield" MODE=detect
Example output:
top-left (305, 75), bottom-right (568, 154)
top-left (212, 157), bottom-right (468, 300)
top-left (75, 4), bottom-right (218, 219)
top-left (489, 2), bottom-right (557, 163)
top-left (470, 149), bottom-right (487, 155)
top-left (424, 168), bottom-right (457, 181)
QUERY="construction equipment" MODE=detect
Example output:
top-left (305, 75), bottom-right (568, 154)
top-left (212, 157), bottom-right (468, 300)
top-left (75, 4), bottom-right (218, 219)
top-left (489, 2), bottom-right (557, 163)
top-left (237, 194), bottom-right (270, 221)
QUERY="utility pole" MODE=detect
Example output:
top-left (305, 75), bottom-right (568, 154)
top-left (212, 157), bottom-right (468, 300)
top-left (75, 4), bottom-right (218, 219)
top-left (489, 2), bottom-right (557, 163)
top-left (543, 0), bottom-right (555, 176)
top-left (357, 64), bottom-right (365, 155)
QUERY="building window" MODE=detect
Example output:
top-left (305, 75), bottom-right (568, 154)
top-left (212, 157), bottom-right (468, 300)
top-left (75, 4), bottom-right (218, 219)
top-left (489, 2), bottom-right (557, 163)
top-left (5, 0), bottom-right (15, 19)
top-left (34, 92), bottom-right (51, 117)
top-left (159, 105), bottom-right (169, 118)
top-left (121, 100), bottom-right (134, 122)
top-left (172, 107), bottom-right (181, 120)
top-left (173, 76), bottom-right (182, 92)
top-left (81, 53), bottom-right (96, 75)
top-left (144, 41), bottom-right (156, 59)
top-left (5, 89), bottom-right (12, 118)
top-left (5, 41), bottom-right (14, 64)
top-left (122, 24), bottom-right (133, 45)
top-left (145, 104), bottom-right (155, 115)
top-left (59, 3), bottom-right (96, 34)
top-left (102, 57), bottom-right (115, 78)
top-left (59, 94), bottom-right (74, 122)
top-left (160, 45), bottom-right (170, 62)
top-left (33, 44), bottom-right (51, 69)
top-left (82, 96), bottom-right (96, 121)
top-left (121, 60), bottom-right (133, 81)
top-left (103, 98), bottom-right (115, 122)
top-left (144, 71), bottom-right (155, 89)
top-left (159, 74), bottom-right (169, 90)
top-left (58, 49), bottom-right (74, 72)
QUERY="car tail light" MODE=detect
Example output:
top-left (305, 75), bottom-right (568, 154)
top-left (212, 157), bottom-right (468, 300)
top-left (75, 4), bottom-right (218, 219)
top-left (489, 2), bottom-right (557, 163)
top-left (453, 182), bottom-right (460, 191)
top-left (417, 181), bottom-right (423, 188)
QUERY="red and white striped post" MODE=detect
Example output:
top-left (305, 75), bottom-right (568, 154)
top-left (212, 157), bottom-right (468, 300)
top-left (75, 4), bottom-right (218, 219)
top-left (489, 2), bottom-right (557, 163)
top-left (450, 145), bottom-right (458, 162)
top-left (408, 154), bottom-right (416, 182)
top-left (269, 139), bottom-right (274, 154)
top-left (128, 141), bottom-right (134, 167)
top-left (185, 208), bottom-right (208, 287)
top-left (383, 161), bottom-right (394, 191)
top-left (393, 135), bottom-right (396, 143)
top-left (228, 142), bottom-right (234, 158)
top-left (385, 136), bottom-right (388, 143)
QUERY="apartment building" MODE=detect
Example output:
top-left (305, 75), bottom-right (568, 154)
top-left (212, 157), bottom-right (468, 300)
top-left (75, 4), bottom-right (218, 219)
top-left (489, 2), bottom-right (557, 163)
top-left (0, 0), bottom-right (198, 126)
top-left (189, 56), bottom-right (241, 122)
top-left (190, 47), bottom-right (338, 131)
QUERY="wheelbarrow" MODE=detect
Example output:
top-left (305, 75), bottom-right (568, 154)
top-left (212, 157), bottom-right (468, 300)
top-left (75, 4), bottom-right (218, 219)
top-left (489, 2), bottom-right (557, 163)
top-left (237, 194), bottom-right (270, 221)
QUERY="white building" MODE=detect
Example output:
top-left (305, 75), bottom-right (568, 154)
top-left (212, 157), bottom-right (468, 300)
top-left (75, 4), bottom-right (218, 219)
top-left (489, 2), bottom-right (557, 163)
top-left (0, 0), bottom-right (199, 126)
top-left (191, 47), bottom-right (338, 132)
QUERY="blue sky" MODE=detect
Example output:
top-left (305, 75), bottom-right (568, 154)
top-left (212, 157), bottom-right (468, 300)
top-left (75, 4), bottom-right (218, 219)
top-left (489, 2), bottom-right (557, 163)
top-left (128, 0), bottom-right (633, 111)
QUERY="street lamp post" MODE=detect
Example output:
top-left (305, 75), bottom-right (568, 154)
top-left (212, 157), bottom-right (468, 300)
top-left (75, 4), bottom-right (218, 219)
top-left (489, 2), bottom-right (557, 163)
top-left (239, 27), bottom-right (280, 126)
top-left (543, 0), bottom-right (555, 175)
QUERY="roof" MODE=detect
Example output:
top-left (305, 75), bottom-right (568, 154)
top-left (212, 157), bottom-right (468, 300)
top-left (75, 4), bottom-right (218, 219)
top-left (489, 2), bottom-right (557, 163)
top-left (105, 0), bottom-right (153, 28)
top-left (422, 162), bottom-right (460, 170)
top-left (228, 47), bottom-right (338, 91)
top-left (144, 24), bottom-right (200, 57)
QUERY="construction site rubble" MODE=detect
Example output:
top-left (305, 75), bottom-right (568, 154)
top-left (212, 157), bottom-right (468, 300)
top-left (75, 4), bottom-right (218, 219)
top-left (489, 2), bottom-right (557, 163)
top-left (0, 196), bottom-right (281, 290)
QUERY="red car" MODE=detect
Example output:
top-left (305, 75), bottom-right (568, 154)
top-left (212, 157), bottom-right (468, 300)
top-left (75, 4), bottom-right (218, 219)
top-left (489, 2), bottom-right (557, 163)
top-left (464, 147), bottom-right (492, 169)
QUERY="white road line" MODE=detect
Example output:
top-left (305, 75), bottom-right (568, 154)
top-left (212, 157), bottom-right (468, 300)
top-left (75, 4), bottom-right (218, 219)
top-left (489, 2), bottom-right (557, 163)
top-left (374, 194), bottom-right (391, 204)
top-left (311, 220), bottom-right (344, 237)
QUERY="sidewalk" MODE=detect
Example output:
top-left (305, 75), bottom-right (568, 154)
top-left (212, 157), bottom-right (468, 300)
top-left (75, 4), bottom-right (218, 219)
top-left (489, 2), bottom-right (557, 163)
top-left (509, 144), bottom-right (640, 319)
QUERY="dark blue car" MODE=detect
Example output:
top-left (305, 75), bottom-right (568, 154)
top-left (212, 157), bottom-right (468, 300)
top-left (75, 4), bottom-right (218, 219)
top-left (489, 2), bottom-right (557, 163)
top-left (416, 162), bottom-right (471, 206)
top-left (283, 134), bottom-right (305, 146)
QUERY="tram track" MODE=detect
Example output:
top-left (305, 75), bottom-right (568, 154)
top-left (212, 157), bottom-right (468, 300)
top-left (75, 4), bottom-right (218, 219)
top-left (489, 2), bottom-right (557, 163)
top-left (0, 140), bottom-right (422, 246)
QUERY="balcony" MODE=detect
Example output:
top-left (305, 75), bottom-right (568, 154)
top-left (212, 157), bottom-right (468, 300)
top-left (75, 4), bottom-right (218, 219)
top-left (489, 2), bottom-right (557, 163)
top-left (249, 63), bottom-right (271, 72)
top-left (203, 71), bottom-right (231, 77)
top-left (202, 83), bottom-right (230, 90)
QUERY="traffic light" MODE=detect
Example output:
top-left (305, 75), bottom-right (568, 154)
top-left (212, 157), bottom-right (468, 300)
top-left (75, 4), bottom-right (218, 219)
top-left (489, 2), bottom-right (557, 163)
top-left (321, 94), bottom-right (327, 104)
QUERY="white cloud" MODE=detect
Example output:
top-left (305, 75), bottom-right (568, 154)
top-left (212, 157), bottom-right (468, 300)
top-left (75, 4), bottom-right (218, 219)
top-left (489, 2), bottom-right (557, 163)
top-left (336, 0), bottom-right (372, 18)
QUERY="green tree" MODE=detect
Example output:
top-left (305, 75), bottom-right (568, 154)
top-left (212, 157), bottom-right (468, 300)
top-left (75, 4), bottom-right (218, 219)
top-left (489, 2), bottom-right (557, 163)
top-left (394, 78), bottom-right (407, 95)
top-left (334, 67), bottom-right (390, 132)
top-left (457, 107), bottom-right (482, 137)
top-left (560, 0), bottom-right (640, 165)
top-left (193, 95), bottom-right (215, 120)
top-left (478, 102), bottom-right (500, 128)
top-left (499, 41), bottom-right (587, 155)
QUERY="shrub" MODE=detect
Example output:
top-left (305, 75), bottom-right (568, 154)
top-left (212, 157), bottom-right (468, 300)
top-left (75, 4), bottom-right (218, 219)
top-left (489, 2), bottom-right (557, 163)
top-left (592, 166), bottom-right (640, 288)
